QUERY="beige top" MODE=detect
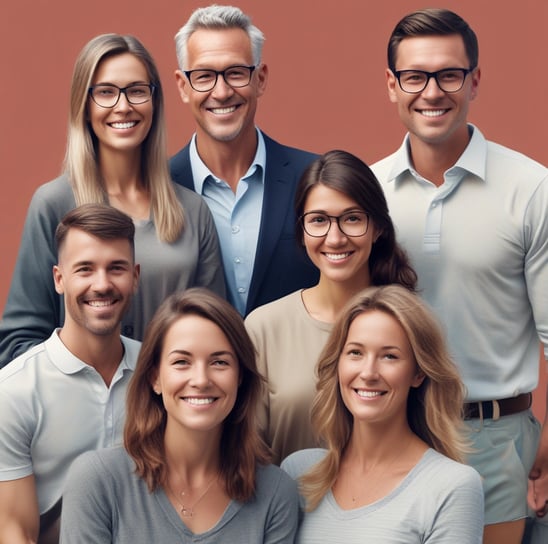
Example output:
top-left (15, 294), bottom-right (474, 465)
top-left (245, 290), bottom-right (332, 464)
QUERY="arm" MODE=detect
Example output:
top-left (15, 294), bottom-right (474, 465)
top-left (0, 186), bottom-right (66, 366)
top-left (528, 375), bottom-right (548, 517)
top-left (263, 469), bottom-right (300, 544)
top-left (0, 476), bottom-right (39, 544)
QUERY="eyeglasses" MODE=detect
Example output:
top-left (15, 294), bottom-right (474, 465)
top-left (184, 65), bottom-right (256, 92)
top-left (393, 68), bottom-right (475, 94)
top-left (88, 84), bottom-right (156, 108)
top-left (300, 211), bottom-right (369, 238)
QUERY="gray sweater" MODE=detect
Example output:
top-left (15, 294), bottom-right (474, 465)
top-left (0, 175), bottom-right (225, 366)
top-left (60, 446), bottom-right (299, 543)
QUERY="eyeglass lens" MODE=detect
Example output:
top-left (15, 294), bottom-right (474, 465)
top-left (187, 66), bottom-right (254, 92)
top-left (302, 211), bottom-right (369, 237)
top-left (397, 69), bottom-right (468, 93)
top-left (90, 84), bottom-right (153, 108)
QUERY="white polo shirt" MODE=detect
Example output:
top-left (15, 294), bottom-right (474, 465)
top-left (372, 125), bottom-right (548, 401)
top-left (0, 329), bottom-right (140, 514)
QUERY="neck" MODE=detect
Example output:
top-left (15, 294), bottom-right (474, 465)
top-left (195, 129), bottom-right (257, 192)
top-left (303, 275), bottom-right (370, 323)
top-left (408, 126), bottom-right (471, 187)
top-left (99, 148), bottom-right (143, 192)
top-left (57, 327), bottom-right (123, 386)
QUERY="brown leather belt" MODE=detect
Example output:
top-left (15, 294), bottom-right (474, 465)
top-left (464, 392), bottom-right (532, 420)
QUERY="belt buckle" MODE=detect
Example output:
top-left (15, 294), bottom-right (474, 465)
top-left (491, 399), bottom-right (500, 421)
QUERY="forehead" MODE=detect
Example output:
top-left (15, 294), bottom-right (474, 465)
top-left (186, 28), bottom-right (253, 68)
top-left (59, 228), bottom-right (133, 263)
top-left (304, 184), bottom-right (360, 213)
top-left (394, 34), bottom-right (469, 70)
top-left (347, 310), bottom-right (410, 347)
top-left (93, 52), bottom-right (149, 84)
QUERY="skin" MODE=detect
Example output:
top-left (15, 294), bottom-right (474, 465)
top-left (89, 53), bottom-right (154, 220)
top-left (153, 315), bottom-right (240, 534)
top-left (300, 185), bottom-right (379, 323)
top-left (386, 35), bottom-right (480, 186)
top-left (0, 229), bottom-right (138, 544)
top-left (175, 28), bottom-right (268, 190)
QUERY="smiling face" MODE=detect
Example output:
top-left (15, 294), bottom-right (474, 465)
top-left (53, 228), bottom-right (139, 341)
top-left (88, 52), bottom-right (153, 156)
top-left (302, 184), bottom-right (378, 287)
top-left (175, 28), bottom-right (267, 145)
top-left (153, 315), bottom-right (240, 438)
top-left (338, 310), bottom-right (424, 428)
top-left (387, 34), bottom-right (479, 151)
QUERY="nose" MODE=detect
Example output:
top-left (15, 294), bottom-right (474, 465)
top-left (324, 218), bottom-right (348, 245)
top-left (114, 91), bottom-right (133, 111)
top-left (210, 74), bottom-right (235, 100)
top-left (421, 75), bottom-right (445, 98)
top-left (358, 356), bottom-right (380, 381)
top-left (189, 362), bottom-right (210, 388)
top-left (91, 269), bottom-right (112, 292)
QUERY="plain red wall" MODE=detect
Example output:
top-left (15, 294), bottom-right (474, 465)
top-left (1, 0), bottom-right (547, 416)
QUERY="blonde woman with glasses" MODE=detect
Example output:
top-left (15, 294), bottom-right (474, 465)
top-left (0, 34), bottom-right (224, 366)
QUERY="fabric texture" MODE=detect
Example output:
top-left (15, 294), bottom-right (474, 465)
top-left (245, 290), bottom-right (332, 463)
top-left (170, 130), bottom-right (320, 315)
top-left (60, 446), bottom-right (299, 544)
top-left (0, 175), bottom-right (225, 365)
top-left (281, 447), bottom-right (484, 544)
top-left (0, 330), bottom-right (140, 514)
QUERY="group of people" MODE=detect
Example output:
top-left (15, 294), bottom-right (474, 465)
top-left (0, 5), bottom-right (546, 544)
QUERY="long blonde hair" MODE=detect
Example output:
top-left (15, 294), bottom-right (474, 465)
top-left (63, 33), bottom-right (183, 242)
top-left (300, 285), bottom-right (467, 510)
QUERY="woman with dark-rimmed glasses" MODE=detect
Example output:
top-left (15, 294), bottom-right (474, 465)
top-left (0, 33), bottom-right (225, 365)
top-left (245, 149), bottom-right (417, 463)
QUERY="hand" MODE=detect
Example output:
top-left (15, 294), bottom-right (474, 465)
top-left (528, 437), bottom-right (548, 517)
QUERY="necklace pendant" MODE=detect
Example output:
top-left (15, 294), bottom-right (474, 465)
top-left (181, 505), bottom-right (194, 517)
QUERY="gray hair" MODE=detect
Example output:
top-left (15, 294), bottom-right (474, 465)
top-left (174, 4), bottom-right (265, 70)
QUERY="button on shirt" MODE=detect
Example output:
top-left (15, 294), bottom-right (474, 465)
top-left (190, 129), bottom-right (266, 315)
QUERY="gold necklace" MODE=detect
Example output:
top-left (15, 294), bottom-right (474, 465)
top-left (167, 474), bottom-right (218, 518)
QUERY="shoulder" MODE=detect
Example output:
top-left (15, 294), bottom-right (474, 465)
top-left (245, 291), bottom-right (302, 327)
top-left (120, 337), bottom-right (142, 364)
top-left (261, 132), bottom-right (318, 165)
top-left (0, 341), bottom-right (49, 387)
top-left (171, 182), bottom-right (209, 211)
top-left (280, 448), bottom-right (327, 480)
top-left (370, 150), bottom-right (401, 181)
top-left (69, 446), bottom-right (132, 480)
top-left (255, 463), bottom-right (299, 500)
top-left (26, 175), bottom-right (75, 221)
top-left (485, 139), bottom-right (548, 181)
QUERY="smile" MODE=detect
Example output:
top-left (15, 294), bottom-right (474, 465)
top-left (324, 252), bottom-right (352, 261)
top-left (109, 121), bottom-right (138, 129)
top-left (183, 397), bottom-right (216, 405)
top-left (86, 299), bottom-right (116, 307)
top-left (209, 106), bottom-right (237, 114)
top-left (418, 109), bottom-right (448, 117)
top-left (355, 389), bottom-right (385, 398)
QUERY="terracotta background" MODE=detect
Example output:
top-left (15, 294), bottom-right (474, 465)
top-left (1, 0), bottom-right (546, 416)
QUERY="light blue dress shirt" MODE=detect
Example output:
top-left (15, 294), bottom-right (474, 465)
top-left (189, 129), bottom-right (266, 315)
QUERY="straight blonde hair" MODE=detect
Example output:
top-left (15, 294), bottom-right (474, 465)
top-left (63, 33), bottom-right (183, 242)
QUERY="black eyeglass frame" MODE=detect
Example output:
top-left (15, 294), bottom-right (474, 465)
top-left (183, 65), bottom-right (256, 92)
top-left (299, 211), bottom-right (370, 238)
top-left (393, 67), bottom-right (476, 94)
top-left (88, 83), bottom-right (156, 108)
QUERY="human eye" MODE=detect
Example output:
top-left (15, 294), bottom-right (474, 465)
top-left (306, 213), bottom-right (328, 225)
top-left (127, 85), bottom-right (149, 98)
top-left (401, 71), bottom-right (425, 84)
top-left (211, 359), bottom-right (230, 367)
top-left (343, 211), bottom-right (366, 224)
top-left (382, 352), bottom-right (399, 361)
top-left (172, 358), bottom-right (190, 367)
top-left (94, 85), bottom-right (116, 97)
top-left (193, 70), bottom-right (215, 83)
top-left (439, 69), bottom-right (461, 82)
top-left (226, 66), bottom-right (248, 81)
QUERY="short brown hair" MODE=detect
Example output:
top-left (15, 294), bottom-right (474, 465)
top-left (55, 203), bottom-right (135, 258)
top-left (124, 288), bottom-right (269, 501)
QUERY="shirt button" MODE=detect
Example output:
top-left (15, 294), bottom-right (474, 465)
top-left (431, 202), bottom-right (437, 208)
top-left (231, 226), bottom-right (240, 234)
top-left (238, 287), bottom-right (246, 294)
top-left (234, 257), bottom-right (241, 264)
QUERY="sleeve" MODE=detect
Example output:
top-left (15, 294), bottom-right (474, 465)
top-left (194, 196), bottom-right (227, 298)
top-left (0, 188), bottom-right (64, 367)
top-left (424, 466), bottom-right (484, 544)
top-left (263, 468), bottom-right (300, 544)
top-left (59, 452), bottom-right (114, 544)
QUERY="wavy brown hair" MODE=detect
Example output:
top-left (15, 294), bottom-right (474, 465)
top-left (124, 288), bottom-right (269, 501)
top-left (300, 285), bottom-right (467, 510)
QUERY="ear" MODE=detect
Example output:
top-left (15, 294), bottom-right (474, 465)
top-left (386, 68), bottom-right (398, 104)
top-left (151, 374), bottom-right (161, 395)
top-left (255, 63), bottom-right (268, 97)
top-left (469, 66), bottom-right (481, 101)
top-left (53, 264), bottom-right (64, 295)
top-left (132, 264), bottom-right (140, 294)
top-left (411, 369), bottom-right (426, 388)
top-left (175, 69), bottom-right (190, 104)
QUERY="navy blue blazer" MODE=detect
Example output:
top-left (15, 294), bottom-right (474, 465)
top-left (170, 131), bottom-right (320, 315)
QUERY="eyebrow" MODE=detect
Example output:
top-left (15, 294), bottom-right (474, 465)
top-left (70, 259), bottom-right (131, 268)
top-left (304, 207), bottom-right (365, 214)
top-left (345, 341), bottom-right (402, 351)
top-left (168, 349), bottom-right (236, 358)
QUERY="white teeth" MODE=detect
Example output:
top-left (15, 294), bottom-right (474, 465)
top-left (210, 106), bottom-right (236, 114)
top-left (420, 109), bottom-right (446, 117)
top-left (184, 397), bottom-right (215, 405)
top-left (88, 300), bottom-right (113, 307)
top-left (325, 252), bottom-right (351, 261)
top-left (356, 390), bottom-right (383, 398)
top-left (110, 121), bottom-right (137, 129)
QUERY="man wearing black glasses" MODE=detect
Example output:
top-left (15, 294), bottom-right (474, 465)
top-left (169, 4), bottom-right (318, 317)
top-left (372, 8), bottom-right (548, 544)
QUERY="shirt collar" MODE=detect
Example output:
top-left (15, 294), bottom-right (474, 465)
top-left (387, 124), bottom-right (487, 184)
top-left (189, 127), bottom-right (266, 193)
